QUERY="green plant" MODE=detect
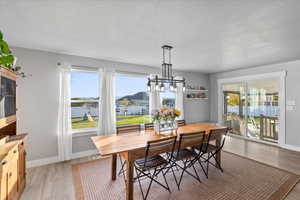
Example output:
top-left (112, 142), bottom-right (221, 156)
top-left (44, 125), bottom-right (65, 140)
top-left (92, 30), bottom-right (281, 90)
top-left (0, 30), bottom-right (26, 77)
top-left (0, 30), bottom-right (15, 69)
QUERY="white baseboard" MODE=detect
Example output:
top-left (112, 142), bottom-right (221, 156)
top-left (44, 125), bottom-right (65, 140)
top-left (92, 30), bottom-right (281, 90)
top-left (27, 156), bottom-right (61, 168)
top-left (27, 150), bottom-right (98, 168)
top-left (281, 144), bottom-right (300, 152)
top-left (228, 133), bottom-right (300, 152)
top-left (71, 149), bottom-right (98, 160)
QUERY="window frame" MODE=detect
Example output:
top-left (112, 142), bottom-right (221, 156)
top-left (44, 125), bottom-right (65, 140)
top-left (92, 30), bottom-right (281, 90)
top-left (160, 89), bottom-right (176, 109)
top-left (70, 67), bottom-right (100, 135)
top-left (115, 71), bottom-right (150, 126)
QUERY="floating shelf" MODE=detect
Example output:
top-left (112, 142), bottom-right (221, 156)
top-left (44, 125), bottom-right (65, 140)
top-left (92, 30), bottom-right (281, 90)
top-left (186, 89), bottom-right (208, 92)
top-left (186, 98), bottom-right (208, 100)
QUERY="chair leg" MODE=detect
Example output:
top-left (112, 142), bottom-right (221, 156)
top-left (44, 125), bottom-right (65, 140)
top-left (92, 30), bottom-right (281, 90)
top-left (118, 155), bottom-right (126, 182)
top-left (170, 164), bottom-right (179, 189)
top-left (213, 154), bottom-right (223, 172)
top-left (135, 167), bottom-right (146, 200)
top-left (191, 162), bottom-right (201, 183)
top-left (198, 159), bottom-right (208, 178)
top-left (144, 169), bottom-right (157, 200)
top-left (162, 169), bottom-right (171, 193)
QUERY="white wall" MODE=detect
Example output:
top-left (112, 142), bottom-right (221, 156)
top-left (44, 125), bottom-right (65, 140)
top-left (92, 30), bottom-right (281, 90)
top-left (209, 60), bottom-right (300, 148)
top-left (13, 47), bottom-right (210, 162)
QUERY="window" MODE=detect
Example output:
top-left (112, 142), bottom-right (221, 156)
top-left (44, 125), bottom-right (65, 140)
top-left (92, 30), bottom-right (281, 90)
top-left (161, 89), bottom-right (175, 108)
top-left (115, 74), bottom-right (150, 126)
top-left (70, 70), bottom-right (99, 131)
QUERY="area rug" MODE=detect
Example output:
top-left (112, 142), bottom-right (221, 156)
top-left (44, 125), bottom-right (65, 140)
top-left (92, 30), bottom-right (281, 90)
top-left (72, 152), bottom-right (299, 200)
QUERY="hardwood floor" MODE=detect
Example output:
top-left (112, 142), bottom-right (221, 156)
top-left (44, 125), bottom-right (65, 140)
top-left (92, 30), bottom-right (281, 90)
top-left (21, 136), bottom-right (300, 200)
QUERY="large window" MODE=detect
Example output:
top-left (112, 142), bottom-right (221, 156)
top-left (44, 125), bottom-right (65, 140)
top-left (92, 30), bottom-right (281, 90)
top-left (161, 89), bottom-right (175, 108)
top-left (70, 70), bottom-right (99, 131)
top-left (115, 74), bottom-right (150, 126)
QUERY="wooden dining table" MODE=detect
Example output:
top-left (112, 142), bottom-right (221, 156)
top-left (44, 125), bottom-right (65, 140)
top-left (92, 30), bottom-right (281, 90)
top-left (91, 123), bottom-right (226, 200)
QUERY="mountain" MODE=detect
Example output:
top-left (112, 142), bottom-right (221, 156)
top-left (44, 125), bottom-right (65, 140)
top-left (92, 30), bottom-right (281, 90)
top-left (117, 92), bottom-right (149, 101)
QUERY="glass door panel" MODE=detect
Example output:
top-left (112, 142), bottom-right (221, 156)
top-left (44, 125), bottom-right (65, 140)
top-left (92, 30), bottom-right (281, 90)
top-left (246, 79), bottom-right (279, 143)
top-left (222, 83), bottom-right (247, 136)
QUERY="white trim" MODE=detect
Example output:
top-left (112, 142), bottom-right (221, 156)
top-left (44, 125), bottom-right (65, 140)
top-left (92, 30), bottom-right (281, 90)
top-left (27, 156), bottom-right (60, 168)
top-left (217, 71), bottom-right (286, 147)
top-left (281, 144), bottom-right (300, 152)
top-left (228, 133), bottom-right (279, 147)
top-left (72, 130), bottom-right (97, 137)
top-left (71, 65), bottom-right (100, 72)
top-left (116, 70), bottom-right (149, 77)
top-left (71, 149), bottom-right (98, 160)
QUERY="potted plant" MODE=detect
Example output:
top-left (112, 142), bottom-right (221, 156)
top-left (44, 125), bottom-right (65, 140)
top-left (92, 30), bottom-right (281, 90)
top-left (151, 107), bottom-right (181, 134)
top-left (0, 30), bottom-right (25, 77)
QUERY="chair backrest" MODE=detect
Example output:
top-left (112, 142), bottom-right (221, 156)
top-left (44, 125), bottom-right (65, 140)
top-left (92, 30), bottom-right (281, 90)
top-left (177, 131), bottom-right (206, 151)
top-left (144, 136), bottom-right (177, 164)
top-left (207, 128), bottom-right (228, 151)
top-left (177, 120), bottom-right (186, 127)
top-left (116, 124), bottom-right (141, 134)
top-left (144, 123), bottom-right (154, 130)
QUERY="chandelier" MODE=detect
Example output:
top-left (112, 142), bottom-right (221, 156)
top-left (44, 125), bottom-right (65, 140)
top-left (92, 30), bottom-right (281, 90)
top-left (147, 45), bottom-right (186, 92)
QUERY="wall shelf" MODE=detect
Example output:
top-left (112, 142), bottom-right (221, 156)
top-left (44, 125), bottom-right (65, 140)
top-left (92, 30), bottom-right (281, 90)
top-left (186, 89), bottom-right (208, 92)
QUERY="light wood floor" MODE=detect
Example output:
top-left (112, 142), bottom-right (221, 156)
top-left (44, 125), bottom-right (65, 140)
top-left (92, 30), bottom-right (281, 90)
top-left (21, 136), bottom-right (300, 200)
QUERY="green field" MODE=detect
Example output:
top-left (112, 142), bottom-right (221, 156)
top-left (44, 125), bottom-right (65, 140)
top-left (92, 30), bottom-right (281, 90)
top-left (72, 115), bottom-right (151, 130)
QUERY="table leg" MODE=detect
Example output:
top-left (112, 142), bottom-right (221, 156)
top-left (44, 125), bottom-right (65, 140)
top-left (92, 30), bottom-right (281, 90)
top-left (126, 158), bottom-right (134, 200)
top-left (216, 137), bottom-right (221, 167)
top-left (111, 154), bottom-right (117, 181)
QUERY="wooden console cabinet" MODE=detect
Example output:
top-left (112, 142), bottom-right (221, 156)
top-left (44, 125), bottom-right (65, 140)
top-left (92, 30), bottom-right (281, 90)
top-left (0, 134), bottom-right (27, 200)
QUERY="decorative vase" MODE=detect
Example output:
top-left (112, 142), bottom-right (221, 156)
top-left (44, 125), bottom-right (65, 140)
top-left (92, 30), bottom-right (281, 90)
top-left (154, 120), bottom-right (177, 134)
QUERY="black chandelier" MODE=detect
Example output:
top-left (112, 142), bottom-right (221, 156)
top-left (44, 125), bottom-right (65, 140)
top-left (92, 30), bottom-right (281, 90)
top-left (147, 45), bottom-right (186, 92)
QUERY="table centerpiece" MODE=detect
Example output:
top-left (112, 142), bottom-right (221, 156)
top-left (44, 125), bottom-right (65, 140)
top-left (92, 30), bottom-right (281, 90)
top-left (151, 107), bottom-right (181, 134)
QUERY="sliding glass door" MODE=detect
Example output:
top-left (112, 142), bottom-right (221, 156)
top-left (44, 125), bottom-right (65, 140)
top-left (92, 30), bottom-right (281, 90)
top-left (222, 79), bottom-right (279, 143)
top-left (223, 82), bottom-right (247, 136)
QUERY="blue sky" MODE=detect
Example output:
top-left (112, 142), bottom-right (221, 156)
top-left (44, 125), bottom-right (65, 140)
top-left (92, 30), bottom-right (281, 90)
top-left (71, 72), bottom-right (174, 98)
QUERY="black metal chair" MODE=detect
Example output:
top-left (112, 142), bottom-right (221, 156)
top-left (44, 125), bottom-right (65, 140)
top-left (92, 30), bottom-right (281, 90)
top-left (196, 128), bottom-right (228, 178)
top-left (116, 124), bottom-right (142, 179)
top-left (177, 120), bottom-right (186, 127)
top-left (170, 131), bottom-right (206, 190)
top-left (144, 123), bottom-right (154, 130)
top-left (134, 136), bottom-right (177, 200)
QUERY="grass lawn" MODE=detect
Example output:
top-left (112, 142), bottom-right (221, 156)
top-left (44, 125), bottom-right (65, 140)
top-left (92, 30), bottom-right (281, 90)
top-left (72, 115), bottom-right (151, 130)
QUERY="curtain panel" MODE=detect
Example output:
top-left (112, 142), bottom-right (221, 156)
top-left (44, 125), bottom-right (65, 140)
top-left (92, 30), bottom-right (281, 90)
top-left (149, 75), bottom-right (161, 114)
top-left (58, 63), bottom-right (72, 161)
top-left (98, 68), bottom-right (116, 135)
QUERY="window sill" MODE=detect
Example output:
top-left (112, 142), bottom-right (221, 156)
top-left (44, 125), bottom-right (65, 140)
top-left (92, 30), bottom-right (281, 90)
top-left (72, 129), bottom-right (98, 138)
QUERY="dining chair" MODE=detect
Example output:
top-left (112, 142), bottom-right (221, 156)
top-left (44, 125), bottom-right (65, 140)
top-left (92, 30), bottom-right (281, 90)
top-left (170, 131), bottom-right (206, 190)
top-left (196, 128), bottom-right (228, 178)
top-left (177, 119), bottom-right (186, 127)
top-left (116, 124), bottom-right (142, 179)
top-left (144, 123), bottom-right (154, 130)
top-left (134, 136), bottom-right (177, 200)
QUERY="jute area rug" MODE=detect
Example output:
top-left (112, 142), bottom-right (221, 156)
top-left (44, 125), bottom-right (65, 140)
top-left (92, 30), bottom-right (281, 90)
top-left (72, 152), bottom-right (299, 200)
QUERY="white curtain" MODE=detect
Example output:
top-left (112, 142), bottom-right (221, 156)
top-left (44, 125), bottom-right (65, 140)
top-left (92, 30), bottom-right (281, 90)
top-left (98, 68), bottom-right (116, 135)
top-left (175, 77), bottom-right (184, 120)
top-left (149, 75), bottom-right (161, 114)
top-left (58, 63), bottom-right (72, 161)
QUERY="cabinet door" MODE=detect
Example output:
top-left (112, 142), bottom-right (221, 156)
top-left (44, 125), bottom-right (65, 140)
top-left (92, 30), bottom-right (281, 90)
top-left (7, 153), bottom-right (18, 200)
top-left (18, 143), bottom-right (25, 190)
top-left (0, 160), bottom-right (8, 200)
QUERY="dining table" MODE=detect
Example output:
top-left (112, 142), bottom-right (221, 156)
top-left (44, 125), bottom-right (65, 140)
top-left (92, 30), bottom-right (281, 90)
top-left (91, 123), bottom-right (226, 200)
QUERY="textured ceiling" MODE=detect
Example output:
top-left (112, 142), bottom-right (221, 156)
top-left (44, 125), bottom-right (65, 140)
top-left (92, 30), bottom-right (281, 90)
top-left (1, 0), bottom-right (300, 73)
